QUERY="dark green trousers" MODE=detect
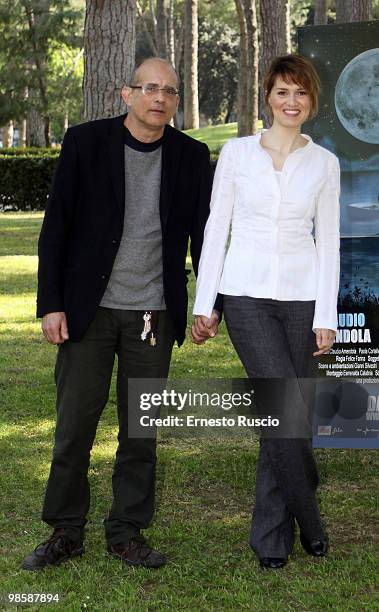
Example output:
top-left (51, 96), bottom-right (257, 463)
top-left (42, 307), bottom-right (175, 544)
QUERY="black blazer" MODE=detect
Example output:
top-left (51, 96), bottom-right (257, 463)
top-left (37, 114), bottom-right (214, 346)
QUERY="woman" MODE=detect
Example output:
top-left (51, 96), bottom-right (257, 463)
top-left (192, 54), bottom-right (340, 569)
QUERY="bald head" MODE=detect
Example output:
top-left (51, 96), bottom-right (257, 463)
top-left (122, 55), bottom-right (180, 141)
top-left (131, 57), bottom-right (180, 89)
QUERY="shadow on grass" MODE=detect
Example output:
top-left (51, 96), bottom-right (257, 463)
top-left (1, 424), bottom-right (377, 510)
top-left (1, 430), bottom-right (376, 575)
top-left (1, 423), bottom-right (377, 612)
top-left (1, 432), bottom-right (257, 548)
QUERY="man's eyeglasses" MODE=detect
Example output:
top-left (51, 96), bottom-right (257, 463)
top-left (129, 84), bottom-right (179, 98)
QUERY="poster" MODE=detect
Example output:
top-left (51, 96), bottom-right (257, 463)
top-left (298, 21), bottom-right (379, 448)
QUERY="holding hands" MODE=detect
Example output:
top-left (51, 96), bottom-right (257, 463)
top-left (192, 310), bottom-right (220, 344)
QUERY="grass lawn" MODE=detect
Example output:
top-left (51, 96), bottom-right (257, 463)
top-left (184, 121), bottom-right (263, 159)
top-left (0, 212), bottom-right (378, 611)
top-left (184, 122), bottom-right (238, 152)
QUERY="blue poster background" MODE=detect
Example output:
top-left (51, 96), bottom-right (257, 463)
top-left (298, 21), bottom-right (379, 448)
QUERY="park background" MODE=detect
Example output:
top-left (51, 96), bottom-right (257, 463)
top-left (0, 1), bottom-right (378, 610)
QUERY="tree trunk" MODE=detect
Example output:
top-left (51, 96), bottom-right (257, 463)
top-left (225, 108), bottom-right (232, 125)
top-left (136, 1), bottom-right (158, 55)
top-left (172, 2), bottom-right (182, 130)
top-left (335, 0), bottom-right (352, 22)
top-left (20, 119), bottom-right (27, 148)
top-left (336, 0), bottom-right (372, 22)
top-left (314, 0), bottom-right (328, 25)
top-left (259, 0), bottom-right (291, 128)
top-left (175, 26), bottom-right (184, 71)
top-left (3, 121), bottom-right (14, 148)
top-left (235, 0), bottom-right (248, 136)
top-left (83, 0), bottom-right (137, 121)
top-left (157, 0), bottom-right (168, 58)
top-left (173, 5), bottom-right (183, 129)
top-left (149, 0), bottom-right (156, 25)
top-left (24, 0), bottom-right (51, 146)
top-left (184, 0), bottom-right (199, 129)
top-left (242, 0), bottom-right (259, 135)
top-left (64, 110), bottom-right (69, 133)
top-left (26, 107), bottom-right (46, 147)
top-left (259, 0), bottom-right (290, 61)
top-left (351, 0), bottom-right (372, 20)
top-left (168, 0), bottom-right (175, 66)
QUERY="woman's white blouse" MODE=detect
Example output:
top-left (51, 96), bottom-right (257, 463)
top-left (193, 132), bottom-right (341, 332)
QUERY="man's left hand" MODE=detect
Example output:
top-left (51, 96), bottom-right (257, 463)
top-left (313, 328), bottom-right (336, 356)
top-left (192, 310), bottom-right (220, 344)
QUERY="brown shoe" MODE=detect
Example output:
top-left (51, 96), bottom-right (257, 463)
top-left (107, 535), bottom-right (166, 568)
top-left (22, 529), bottom-right (84, 571)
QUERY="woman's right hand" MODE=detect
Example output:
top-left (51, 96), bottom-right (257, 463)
top-left (313, 328), bottom-right (336, 356)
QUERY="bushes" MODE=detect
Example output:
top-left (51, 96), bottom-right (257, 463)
top-left (0, 146), bottom-right (218, 211)
top-left (0, 147), bottom-right (60, 157)
top-left (0, 148), bottom-right (60, 211)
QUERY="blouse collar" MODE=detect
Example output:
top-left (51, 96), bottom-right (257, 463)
top-left (257, 129), bottom-right (313, 153)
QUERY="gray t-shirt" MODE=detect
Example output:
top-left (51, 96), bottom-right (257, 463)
top-left (100, 130), bottom-right (166, 310)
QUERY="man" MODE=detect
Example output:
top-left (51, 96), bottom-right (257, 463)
top-left (22, 57), bottom-right (219, 571)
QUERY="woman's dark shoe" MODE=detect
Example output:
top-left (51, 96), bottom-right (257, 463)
top-left (300, 533), bottom-right (329, 557)
top-left (259, 557), bottom-right (287, 569)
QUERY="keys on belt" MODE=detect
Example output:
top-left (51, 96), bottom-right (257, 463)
top-left (141, 310), bottom-right (158, 346)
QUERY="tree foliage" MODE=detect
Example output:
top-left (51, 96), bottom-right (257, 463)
top-left (198, 19), bottom-right (239, 123)
top-left (47, 43), bottom-right (83, 140)
top-left (0, 0), bottom-right (83, 139)
top-left (1, 0), bottom-right (379, 141)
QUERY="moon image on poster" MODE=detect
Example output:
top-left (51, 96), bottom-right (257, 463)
top-left (334, 48), bottom-right (379, 144)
